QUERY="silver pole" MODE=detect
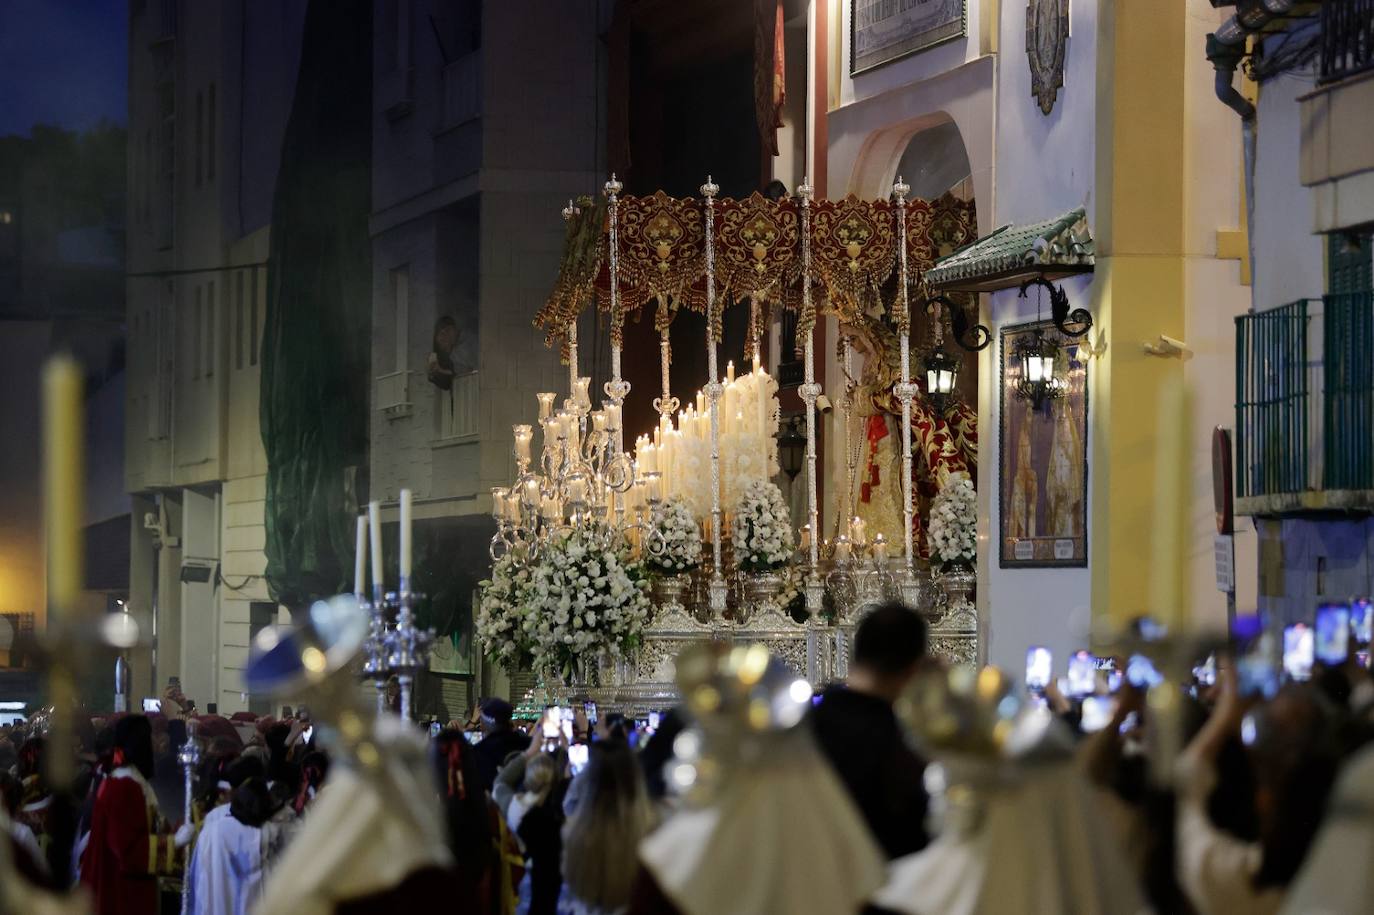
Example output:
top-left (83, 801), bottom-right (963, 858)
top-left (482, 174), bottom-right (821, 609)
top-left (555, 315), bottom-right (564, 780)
top-left (178, 721), bottom-right (201, 915)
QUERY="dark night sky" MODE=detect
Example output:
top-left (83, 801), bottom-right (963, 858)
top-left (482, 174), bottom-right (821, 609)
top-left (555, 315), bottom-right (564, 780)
top-left (0, 0), bottom-right (126, 137)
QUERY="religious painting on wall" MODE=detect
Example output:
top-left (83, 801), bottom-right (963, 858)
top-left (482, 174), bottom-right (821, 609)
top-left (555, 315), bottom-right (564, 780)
top-left (999, 321), bottom-right (1088, 567)
top-left (850, 0), bottom-right (966, 74)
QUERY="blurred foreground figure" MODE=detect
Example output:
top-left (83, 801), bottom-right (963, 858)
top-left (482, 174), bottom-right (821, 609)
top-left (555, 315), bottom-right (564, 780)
top-left (243, 595), bottom-right (453, 915)
top-left (1281, 742), bottom-right (1374, 913)
top-left (869, 667), bottom-right (1144, 915)
top-left (631, 643), bottom-right (885, 915)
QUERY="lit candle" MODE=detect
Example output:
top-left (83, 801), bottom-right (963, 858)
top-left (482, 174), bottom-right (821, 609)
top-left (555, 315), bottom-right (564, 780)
top-left (513, 424), bottom-right (533, 463)
top-left (43, 355), bottom-right (83, 613)
top-left (541, 495), bottom-right (560, 520)
top-left (726, 360), bottom-right (735, 382)
top-left (568, 476), bottom-right (589, 505)
top-left (592, 411), bottom-right (608, 433)
top-left (872, 533), bottom-right (889, 562)
top-left (696, 391), bottom-right (705, 414)
top-left (399, 488), bottom-right (413, 586)
top-left (640, 442), bottom-right (657, 474)
top-left (643, 471), bottom-right (663, 502)
top-left (833, 535), bottom-right (852, 562)
top-left (799, 524), bottom-right (811, 551)
top-left (605, 403), bottom-right (622, 431)
top-left (368, 501), bottom-right (384, 593)
top-left (537, 392), bottom-right (556, 420)
top-left (849, 516), bottom-right (867, 547)
top-left (573, 377), bottom-right (592, 410)
top-left (523, 477), bottom-right (541, 509)
top-left (354, 515), bottom-right (367, 596)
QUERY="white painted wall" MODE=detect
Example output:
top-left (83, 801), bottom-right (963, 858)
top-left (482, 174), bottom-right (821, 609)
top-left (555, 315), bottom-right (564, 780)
top-left (1252, 67), bottom-right (1325, 313)
top-left (979, 0), bottom-right (1100, 673)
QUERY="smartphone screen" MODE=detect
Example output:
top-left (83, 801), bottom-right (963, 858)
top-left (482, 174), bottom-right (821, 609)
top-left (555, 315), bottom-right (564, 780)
top-left (1066, 650), bottom-right (1096, 697)
top-left (541, 709), bottom-right (560, 739)
top-left (1351, 599), bottom-right (1373, 646)
top-left (142, 698), bottom-right (161, 713)
top-left (1192, 653), bottom-right (1217, 687)
top-left (1315, 604), bottom-right (1351, 666)
top-left (568, 744), bottom-right (589, 774)
top-left (1126, 654), bottom-right (1164, 689)
top-left (1080, 696), bottom-right (1116, 733)
top-left (1237, 632), bottom-right (1280, 699)
top-left (1283, 623), bottom-right (1314, 681)
top-left (583, 701), bottom-right (597, 723)
top-left (464, 730), bottom-right (482, 745)
top-left (1025, 647), bottom-right (1052, 691)
top-left (429, 721), bottom-right (442, 738)
top-left (648, 711), bottom-right (661, 731)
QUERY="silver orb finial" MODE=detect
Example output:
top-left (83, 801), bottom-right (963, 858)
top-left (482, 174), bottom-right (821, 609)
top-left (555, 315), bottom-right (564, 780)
top-left (892, 175), bottom-right (910, 200)
top-left (700, 175), bottom-right (719, 199)
top-left (604, 173), bottom-right (623, 197)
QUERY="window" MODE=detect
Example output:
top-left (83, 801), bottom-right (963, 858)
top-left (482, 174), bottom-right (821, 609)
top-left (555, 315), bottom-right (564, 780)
top-left (206, 280), bottom-right (215, 377)
top-left (249, 267), bottom-right (259, 366)
top-left (1328, 233), bottom-right (1373, 296)
top-left (194, 91), bottom-right (203, 187)
top-left (192, 285), bottom-right (202, 379)
top-left (235, 270), bottom-right (245, 370)
top-left (207, 83), bottom-right (216, 182)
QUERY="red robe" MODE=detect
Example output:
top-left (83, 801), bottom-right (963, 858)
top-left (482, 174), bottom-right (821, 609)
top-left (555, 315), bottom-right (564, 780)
top-left (79, 768), bottom-right (180, 915)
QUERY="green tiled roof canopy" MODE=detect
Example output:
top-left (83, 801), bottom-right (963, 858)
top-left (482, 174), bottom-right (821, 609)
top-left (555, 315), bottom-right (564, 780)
top-left (925, 207), bottom-right (1094, 293)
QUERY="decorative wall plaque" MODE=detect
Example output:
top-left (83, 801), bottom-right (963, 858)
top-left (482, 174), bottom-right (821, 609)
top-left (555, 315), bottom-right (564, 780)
top-left (1027, 0), bottom-right (1069, 115)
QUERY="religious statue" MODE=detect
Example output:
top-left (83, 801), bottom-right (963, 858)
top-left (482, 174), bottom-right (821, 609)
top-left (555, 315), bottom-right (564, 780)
top-left (841, 311), bottom-right (977, 560)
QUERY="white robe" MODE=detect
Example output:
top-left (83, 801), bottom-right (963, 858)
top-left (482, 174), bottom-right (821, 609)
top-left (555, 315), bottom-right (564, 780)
top-left (188, 810), bottom-right (264, 915)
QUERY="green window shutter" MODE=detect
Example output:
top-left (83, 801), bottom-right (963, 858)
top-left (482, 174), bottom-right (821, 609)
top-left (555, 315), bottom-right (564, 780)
top-left (1328, 232), bottom-right (1373, 295)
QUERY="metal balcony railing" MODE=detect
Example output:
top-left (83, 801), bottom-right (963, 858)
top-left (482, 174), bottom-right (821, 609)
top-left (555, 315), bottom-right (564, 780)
top-left (1323, 291), bottom-right (1374, 490)
top-left (1320, 0), bottom-right (1374, 84)
top-left (1235, 301), bottom-right (1314, 499)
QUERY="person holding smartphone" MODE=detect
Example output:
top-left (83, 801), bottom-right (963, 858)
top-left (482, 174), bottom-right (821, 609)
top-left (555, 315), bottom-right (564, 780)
top-left (472, 698), bottom-right (531, 791)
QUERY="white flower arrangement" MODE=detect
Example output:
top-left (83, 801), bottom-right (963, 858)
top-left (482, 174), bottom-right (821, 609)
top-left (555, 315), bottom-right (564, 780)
top-left (476, 552), bottom-right (535, 672)
top-left (647, 498), bottom-right (702, 574)
top-left (731, 479), bottom-right (795, 573)
top-left (928, 475), bottom-right (977, 569)
top-left (477, 530), bottom-right (651, 680)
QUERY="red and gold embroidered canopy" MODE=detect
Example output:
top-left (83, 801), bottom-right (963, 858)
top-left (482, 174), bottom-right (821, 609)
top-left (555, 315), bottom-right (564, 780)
top-left (535, 190), bottom-right (978, 352)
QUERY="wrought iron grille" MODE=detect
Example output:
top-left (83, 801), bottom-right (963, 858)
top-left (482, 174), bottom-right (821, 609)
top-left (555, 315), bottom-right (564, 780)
top-left (1235, 301), bottom-right (1313, 498)
top-left (1324, 291), bottom-right (1374, 490)
top-left (1320, 0), bottom-right (1374, 83)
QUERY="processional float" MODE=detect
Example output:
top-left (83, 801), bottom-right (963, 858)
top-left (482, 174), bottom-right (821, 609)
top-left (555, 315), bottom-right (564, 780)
top-left (485, 176), bottom-right (990, 712)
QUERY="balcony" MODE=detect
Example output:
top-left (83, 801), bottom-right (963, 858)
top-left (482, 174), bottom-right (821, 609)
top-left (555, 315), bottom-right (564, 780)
top-left (1235, 294), bottom-right (1374, 515)
top-left (1319, 0), bottom-right (1374, 84)
top-left (376, 370), bottom-right (414, 419)
top-left (1300, 0), bottom-right (1374, 233)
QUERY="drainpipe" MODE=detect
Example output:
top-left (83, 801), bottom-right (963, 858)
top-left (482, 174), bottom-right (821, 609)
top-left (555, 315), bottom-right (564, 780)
top-left (1207, 0), bottom-right (1295, 311)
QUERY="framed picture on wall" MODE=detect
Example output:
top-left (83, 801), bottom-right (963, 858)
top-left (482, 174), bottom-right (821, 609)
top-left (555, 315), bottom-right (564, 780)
top-left (999, 320), bottom-right (1089, 568)
top-left (850, 0), bottom-right (966, 75)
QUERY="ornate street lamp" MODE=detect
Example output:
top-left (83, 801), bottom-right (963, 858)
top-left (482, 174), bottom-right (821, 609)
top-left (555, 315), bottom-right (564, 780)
top-left (1013, 327), bottom-right (1065, 410)
top-left (922, 345), bottom-right (960, 414)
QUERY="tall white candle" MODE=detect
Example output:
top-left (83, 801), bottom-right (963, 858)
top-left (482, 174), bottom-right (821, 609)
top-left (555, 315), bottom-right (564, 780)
top-left (354, 515), bottom-right (367, 596)
top-left (368, 501), bottom-right (384, 593)
top-left (399, 488), bottom-right (413, 587)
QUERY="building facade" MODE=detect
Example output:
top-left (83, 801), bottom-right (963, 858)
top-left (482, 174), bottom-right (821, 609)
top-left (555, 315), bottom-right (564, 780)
top-left (125, 0), bottom-right (306, 712)
top-left (1227, 6), bottom-right (1374, 622)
